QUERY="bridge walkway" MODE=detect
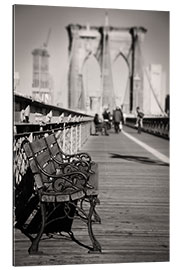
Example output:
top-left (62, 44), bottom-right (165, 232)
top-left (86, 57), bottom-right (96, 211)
top-left (14, 126), bottom-right (169, 266)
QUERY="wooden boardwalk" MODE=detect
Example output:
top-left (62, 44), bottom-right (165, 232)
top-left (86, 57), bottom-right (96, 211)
top-left (14, 126), bottom-right (169, 266)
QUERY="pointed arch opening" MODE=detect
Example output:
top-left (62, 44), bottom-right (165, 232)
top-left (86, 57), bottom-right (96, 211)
top-left (112, 53), bottom-right (129, 107)
top-left (82, 55), bottom-right (101, 114)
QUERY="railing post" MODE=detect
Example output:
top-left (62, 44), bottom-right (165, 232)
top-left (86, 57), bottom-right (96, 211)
top-left (79, 123), bottom-right (82, 149)
top-left (63, 122), bottom-right (66, 152)
top-left (70, 125), bottom-right (73, 154)
top-left (75, 124), bottom-right (78, 153)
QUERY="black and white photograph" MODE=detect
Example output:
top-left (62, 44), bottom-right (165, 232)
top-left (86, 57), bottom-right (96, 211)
top-left (11, 2), bottom-right (171, 268)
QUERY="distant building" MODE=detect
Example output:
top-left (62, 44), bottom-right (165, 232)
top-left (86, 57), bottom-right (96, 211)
top-left (32, 48), bottom-right (52, 104)
top-left (143, 64), bottom-right (166, 115)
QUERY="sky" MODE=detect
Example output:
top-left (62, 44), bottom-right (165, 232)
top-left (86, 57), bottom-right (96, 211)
top-left (14, 4), bottom-right (169, 107)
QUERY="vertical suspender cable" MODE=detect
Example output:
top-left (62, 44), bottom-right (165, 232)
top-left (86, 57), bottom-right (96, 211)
top-left (137, 40), bottom-right (166, 115)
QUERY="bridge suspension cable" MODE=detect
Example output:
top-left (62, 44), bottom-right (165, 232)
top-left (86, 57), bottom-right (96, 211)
top-left (137, 39), bottom-right (166, 116)
top-left (122, 74), bottom-right (130, 108)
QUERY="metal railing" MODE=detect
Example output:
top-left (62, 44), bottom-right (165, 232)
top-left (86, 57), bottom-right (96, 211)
top-left (14, 93), bottom-right (95, 186)
top-left (14, 119), bottom-right (93, 186)
top-left (125, 116), bottom-right (169, 139)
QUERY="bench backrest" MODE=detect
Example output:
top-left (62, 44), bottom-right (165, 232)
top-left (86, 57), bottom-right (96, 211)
top-left (44, 133), bottom-right (99, 195)
top-left (44, 133), bottom-right (64, 166)
top-left (23, 134), bottom-right (99, 201)
top-left (23, 137), bottom-right (57, 189)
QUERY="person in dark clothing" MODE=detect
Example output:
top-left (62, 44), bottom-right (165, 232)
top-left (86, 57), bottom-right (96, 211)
top-left (136, 106), bottom-right (144, 134)
top-left (113, 106), bottom-right (124, 133)
top-left (94, 113), bottom-right (100, 125)
top-left (102, 108), bottom-right (110, 136)
top-left (102, 109), bottom-right (110, 121)
top-left (93, 113), bottom-right (102, 134)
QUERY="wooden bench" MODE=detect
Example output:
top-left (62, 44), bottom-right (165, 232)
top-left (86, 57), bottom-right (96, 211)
top-left (14, 133), bottom-right (101, 255)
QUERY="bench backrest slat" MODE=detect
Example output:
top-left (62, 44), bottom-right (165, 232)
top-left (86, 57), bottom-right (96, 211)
top-left (36, 149), bottom-right (52, 168)
top-left (49, 144), bottom-right (61, 158)
top-left (41, 162), bottom-right (55, 179)
top-left (29, 159), bottom-right (39, 173)
top-left (23, 143), bottom-right (33, 158)
top-left (45, 134), bottom-right (63, 163)
top-left (33, 174), bottom-right (43, 189)
top-left (23, 137), bottom-right (57, 187)
top-left (45, 133), bottom-right (56, 145)
top-left (30, 138), bottom-right (47, 154)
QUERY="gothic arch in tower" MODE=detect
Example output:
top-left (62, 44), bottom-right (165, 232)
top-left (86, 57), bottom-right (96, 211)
top-left (82, 54), bottom-right (101, 114)
top-left (66, 22), bottom-right (147, 113)
top-left (112, 52), bottom-right (129, 108)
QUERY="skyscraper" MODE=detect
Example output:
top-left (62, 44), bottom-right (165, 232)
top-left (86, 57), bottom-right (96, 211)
top-left (32, 48), bottom-right (52, 104)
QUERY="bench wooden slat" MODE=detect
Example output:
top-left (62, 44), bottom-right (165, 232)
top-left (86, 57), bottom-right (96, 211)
top-left (56, 194), bottom-right (70, 202)
top-left (53, 154), bottom-right (63, 168)
top-left (41, 194), bottom-right (56, 202)
top-left (29, 159), bottom-right (39, 173)
top-left (15, 195), bottom-right (39, 229)
top-left (30, 138), bottom-right (47, 154)
top-left (36, 149), bottom-right (53, 168)
top-left (70, 190), bottom-right (85, 201)
top-left (45, 133), bottom-right (56, 146)
top-left (23, 143), bottom-right (33, 158)
top-left (33, 174), bottom-right (43, 188)
top-left (45, 135), bottom-right (63, 162)
top-left (25, 208), bottom-right (42, 234)
top-left (50, 143), bottom-right (61, 158)
top-left (42, 162), bottom-right (56, 176)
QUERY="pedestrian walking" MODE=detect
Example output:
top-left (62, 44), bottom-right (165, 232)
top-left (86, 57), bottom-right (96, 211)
top-left (136, 106), bottom-right (144, 134)
top-left (102, 107), bottom-right (110, 136)
top-left (113, 106), bottom-right (124, 133)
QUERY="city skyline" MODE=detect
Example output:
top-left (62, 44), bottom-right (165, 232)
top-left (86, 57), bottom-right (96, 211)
top-left (14, 5), bottom-right (169, 109)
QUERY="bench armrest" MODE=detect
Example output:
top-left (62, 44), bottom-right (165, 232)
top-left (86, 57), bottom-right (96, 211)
top-left (52, 156), bottom-right (93, 174)
top-left (38, 163), bottom-right (89, 186)
top-left (37, 163), bottom-right (87, 181)
top-left (61, 152), bottom-right (92, 164)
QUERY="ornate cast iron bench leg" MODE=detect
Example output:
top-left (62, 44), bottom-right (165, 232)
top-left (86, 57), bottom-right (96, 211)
top-left (79, 198), bottom-right (101, 224)
top-left (28, 202), bottom-right (46, 255)
top-left (87, 196), bottom-right (101, 253)
top-left (92, 208), bottom-right (101, 223)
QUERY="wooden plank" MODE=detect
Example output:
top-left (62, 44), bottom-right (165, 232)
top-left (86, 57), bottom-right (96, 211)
top-left (30, 137), bottom-right (47, 153)
top-left (42, 162), bottom-right (56, 176)
top-left (36, 149), bottom-right (51, 167)
top-left (45, 133), bottom-right (56, 146)
top-left (50, 143), bottom-right (61, 157)
top-left (23, 143), bottom-right (33, 158)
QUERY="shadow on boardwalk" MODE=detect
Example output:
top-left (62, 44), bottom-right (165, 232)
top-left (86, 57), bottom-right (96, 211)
top-left (14, 126), bottom-right (169, 266)
top-left (109, 153), bottom-right (168, 166)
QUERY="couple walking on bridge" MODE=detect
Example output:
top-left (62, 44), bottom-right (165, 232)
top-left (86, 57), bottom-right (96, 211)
top-left (93, 106), bottom-right (124, 136)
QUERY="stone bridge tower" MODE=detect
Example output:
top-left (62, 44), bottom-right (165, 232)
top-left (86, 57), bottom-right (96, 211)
top-left (66, 16), bottom-right (147, 114)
